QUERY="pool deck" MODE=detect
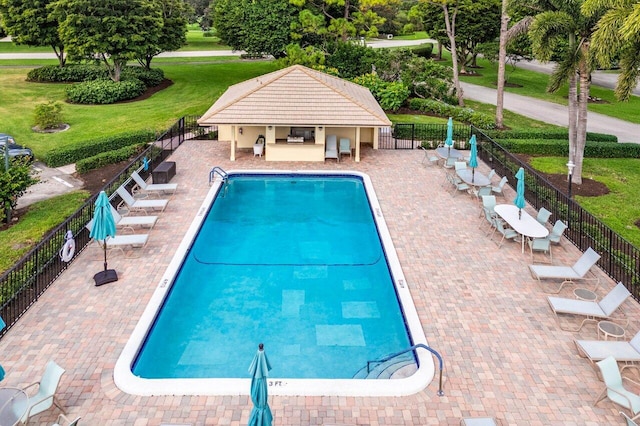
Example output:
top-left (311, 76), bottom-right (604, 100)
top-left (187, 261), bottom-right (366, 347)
top-left (1, 140), bottom-right (639, 425)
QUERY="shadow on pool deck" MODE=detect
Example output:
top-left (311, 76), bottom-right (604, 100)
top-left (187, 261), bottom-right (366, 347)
top-left (0, 140), bottom-right (636, 425)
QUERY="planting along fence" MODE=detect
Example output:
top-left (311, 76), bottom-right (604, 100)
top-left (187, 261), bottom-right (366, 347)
top-left (0, 115), bottom-right (208, 338)
top-left (0, 120), bottom-right (637, 339)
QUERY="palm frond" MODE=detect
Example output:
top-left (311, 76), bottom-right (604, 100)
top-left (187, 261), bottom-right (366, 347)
top-left (614, 43), bottom-right (640, 101)
top-left (506, 16), bottom-right (534, 41)
top-left (591, 9), bottom-right (627, 67)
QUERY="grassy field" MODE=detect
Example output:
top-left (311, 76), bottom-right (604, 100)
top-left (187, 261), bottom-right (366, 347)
top-left (0, 191), bottom-right (89, 272)
top-left (530, 157), bottom-right (640, 246)
top-left (0, 61), bottom-right (278, 157)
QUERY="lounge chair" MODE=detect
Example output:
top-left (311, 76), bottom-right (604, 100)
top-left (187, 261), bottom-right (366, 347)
top-left (339, 138), bottom-right (351, 160)
top-left (528, 247), bottom-right (601, 293)
top-left (14, 360), bottom-right (66, 425)
top-left (575, 330), bottom-right (640, 372)
top-left (594, 356), bottom-right (640, 421)
top-left (115, 186), bottom-right (168, 214)
top-left (325, 135), bottom-right (339, 162)
top-left (86, 220), bottom-right (149, 258)
top-left (131, 171), bottom-right (177, 196)
top-left (547, 282), bottom-right (631, 331)
top-left (110, 206), bottom-right (157, 233)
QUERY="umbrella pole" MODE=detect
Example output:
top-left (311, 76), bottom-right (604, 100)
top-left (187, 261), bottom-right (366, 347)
top-left (103, 242), bottom-right (108, 272)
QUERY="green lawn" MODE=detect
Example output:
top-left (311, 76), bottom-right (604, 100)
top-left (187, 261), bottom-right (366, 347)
top-left (0, 191), bottom-right (89, 273)
top-left (530, 157), bottom-right (640, 246)
top-left (391, 31), bottom-right (431, 40)
top-left (0, 61), bottom-right (279, 157)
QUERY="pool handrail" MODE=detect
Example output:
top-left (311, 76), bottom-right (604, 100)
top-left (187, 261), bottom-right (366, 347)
top-left (209, 166), bottom-right (228, 185)
top-left (366, 343), bottom-right (445, 396)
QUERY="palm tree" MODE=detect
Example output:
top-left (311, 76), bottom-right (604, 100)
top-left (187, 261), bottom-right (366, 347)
top-left (528, 0), bottom-right (600, 185)
top-left (582, 0), bottom-right (640, 101)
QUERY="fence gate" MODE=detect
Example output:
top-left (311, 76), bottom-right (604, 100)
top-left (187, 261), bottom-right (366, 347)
top-left (378, 124), bottom-right (415, 149)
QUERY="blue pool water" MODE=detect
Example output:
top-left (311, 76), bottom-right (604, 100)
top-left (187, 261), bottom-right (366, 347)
top-left (132, 174), bottom-right (412, 379)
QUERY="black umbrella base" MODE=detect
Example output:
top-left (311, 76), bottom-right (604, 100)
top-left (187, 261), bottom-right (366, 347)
top-left (94, 269), bottom-right (118, 286)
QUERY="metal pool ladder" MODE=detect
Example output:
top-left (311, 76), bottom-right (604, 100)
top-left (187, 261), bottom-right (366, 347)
top-left (209, 166), bottom-right (228, 186)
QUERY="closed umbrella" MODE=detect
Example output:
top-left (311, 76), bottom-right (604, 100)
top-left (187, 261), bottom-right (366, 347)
top-left (468, 135), bottom-right (478, 182)
top-left (444, 117), bottom-right (454, 156)
top-left (90, 191), bottom-right (119, 286)
top-left (514, 167), bottom-right (526, 219)
top-left (248, 343), bottom-right (272, 426)
top-left (0, 315), bottom-right (5, 380)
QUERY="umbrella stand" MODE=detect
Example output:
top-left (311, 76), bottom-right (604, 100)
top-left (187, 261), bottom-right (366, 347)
top-left (93, 240), bottom-right (118, 286)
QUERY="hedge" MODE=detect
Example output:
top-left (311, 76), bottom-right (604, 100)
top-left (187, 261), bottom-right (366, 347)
top-left (66, 78), bottom-right (147, 104)
top-left (495, 139), bottom-right (640, 158)
top-left (44, 130), bottom-right (156, 167)
top-left (486, 129), bottom-right (617, 143)
top-left (411, 44), bottom-right (433, 59)
top-left (27, 64), bottom-right (164, 88)
top-left (408, 98), bottom-right (495, 129)
top-left (75, 144), bottom-right (145, 174)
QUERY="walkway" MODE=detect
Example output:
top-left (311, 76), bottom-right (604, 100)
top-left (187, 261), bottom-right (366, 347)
top-left (0, 141), bottom-right (636, 425)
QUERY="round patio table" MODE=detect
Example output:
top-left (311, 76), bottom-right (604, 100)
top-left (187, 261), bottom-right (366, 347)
top-left (436, 146), bottom-right (463, 160)
top-left (0, 387), bottom-right (28, 426)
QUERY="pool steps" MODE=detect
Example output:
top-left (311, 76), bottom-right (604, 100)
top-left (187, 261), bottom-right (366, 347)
top-left (353, 352), bottom-right (416, 379)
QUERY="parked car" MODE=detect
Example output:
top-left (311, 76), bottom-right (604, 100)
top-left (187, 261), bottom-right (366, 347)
top-left (0, 133), bottom-right (34, 162)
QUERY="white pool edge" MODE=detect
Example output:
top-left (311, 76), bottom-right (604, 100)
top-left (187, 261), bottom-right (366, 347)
top-left (114, 169), bottom-right (434, 397)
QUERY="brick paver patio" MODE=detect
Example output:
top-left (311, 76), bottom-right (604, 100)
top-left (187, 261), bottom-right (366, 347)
top-left (1, 140), bottom-right (638, 425)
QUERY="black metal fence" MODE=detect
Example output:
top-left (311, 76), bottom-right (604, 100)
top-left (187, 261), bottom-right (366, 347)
top-left (472, 127), bottom-right (640, 299)
top-left (379, 123), bottom-right (472, 150)
top-left (0, 115), bottom-right (204, 338)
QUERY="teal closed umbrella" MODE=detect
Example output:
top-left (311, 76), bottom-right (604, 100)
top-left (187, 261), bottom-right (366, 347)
top-left (248, 343), bottom-right (272, 426)
top-left (0, 315), bottom-right (5, 380)
top-left (468, 135), bottom-right (478, 182)
top-left (514, 167), bottom-right (526, 219)
top-left (90, 191), bottom-right (118, 286)
top-left (444, 117), bottom-right (454, 156)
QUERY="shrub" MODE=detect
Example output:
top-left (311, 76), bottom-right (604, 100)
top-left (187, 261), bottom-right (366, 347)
top-left (352, 73), bottom-right (409, 111)
top-left (75, 144), bottom-right (145, 174)
top-left (33, 101), bottom-right (64, 130)
top-left (121, 67), bottom-right (165, 87)
top-left (408, 98), bottom-right (496, 129)
top-left (496, 139), bottom-right (640, 158)
top-left (203, 31), bottom-right (216, 37)
top-left (486, 129), bottom-right (618, 143)
top-left (27, 64), bottom-right (107, 82)
top-left (44, 130), bottom-right (155, 167)
top-left (411, 44), bottom-right (433, 59)
top-left (66, 78), bottom-right (146, 104)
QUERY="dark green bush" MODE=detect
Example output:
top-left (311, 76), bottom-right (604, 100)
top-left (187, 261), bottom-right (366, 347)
top-left (66, 78), bottom-right (146, 104)
top-left (120, 67), bottom-right (165, 87)
top-left (411, 44), bottom-right (433, 59)
top-left (44, 130), bottom-right (155, 167)
top-left (486, 129), bottom-right (617, 143)
top-left (27, 64), bottom-right (107, 82)
top-left (408, 98), bottom-right (495, 129)
top-left (496, 139), bottom-right (640, 158)
top-left (76, 144), bottom-right (145, 174)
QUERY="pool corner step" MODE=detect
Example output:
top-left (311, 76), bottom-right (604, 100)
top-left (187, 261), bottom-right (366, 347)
top-left (353, 352), bottom-right (416, 379)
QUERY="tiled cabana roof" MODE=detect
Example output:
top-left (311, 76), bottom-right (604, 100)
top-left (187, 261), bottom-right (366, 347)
top-left (198, 65), bottom-right (391, 127)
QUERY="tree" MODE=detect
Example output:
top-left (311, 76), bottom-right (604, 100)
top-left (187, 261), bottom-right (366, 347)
top-left (53, 0), bottom-right (164, 82)
top-left (0, 159), bottom-right (38, 223)
top-left (582, 0), bottom-right (640, 101)
top-left (422, 0), bottom-right (464, 106)
top-left (0, 0), bottom-right (66, 66)
top-left (213, 0), bottom-right (297, 56)
top-left (528, 0), bottom-right (601, 185)
top-left (137, 0), bottom-right (191, 70)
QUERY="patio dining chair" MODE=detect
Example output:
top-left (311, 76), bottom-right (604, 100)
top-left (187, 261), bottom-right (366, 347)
top-left (420, 146), bottom-right (439, 166)
top-left (527, 236), bottom-right (552, 263)
top-left (15, 360), bottom-right (66, 425)
top-left (536, 207), bottom-right (552, 227)
top-left (594, 356), bottom-right (640, 421)
top-left (443, 157), bottom-right (457, 169)
top-left (487, 169), bottom-right (496, 181)
top-left (454, 161), bottom-right (467, 171)
top-left (548, 220), bottom-right (568, 245)
top-left (339, 138), bottom-right (352, 160)
top-left (491, 176), bottom-right (508, 197)
top-left (492, 219), bottom-right (518, 248)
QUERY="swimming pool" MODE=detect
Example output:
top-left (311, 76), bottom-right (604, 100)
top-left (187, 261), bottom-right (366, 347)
top-left (115, 170), bottom-right (433, 396)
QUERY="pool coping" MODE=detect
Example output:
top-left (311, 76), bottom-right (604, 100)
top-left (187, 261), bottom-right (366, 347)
top-left (114, 169), bottom-right (434, 396)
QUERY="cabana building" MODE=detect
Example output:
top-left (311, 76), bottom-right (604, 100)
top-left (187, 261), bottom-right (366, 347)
top-left (197, 65), bottom-right (392, 162)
